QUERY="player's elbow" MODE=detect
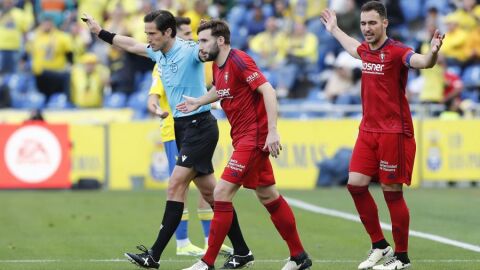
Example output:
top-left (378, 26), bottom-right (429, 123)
top-left (421, 61), bottom-right (435, 69)
top-left (426, 60), bottom-right (437, 69)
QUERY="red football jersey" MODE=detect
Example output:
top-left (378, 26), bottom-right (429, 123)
top-left (213, 49), bottom-right (269, 149)
top-left (357, 39), bottom-right (415, 136)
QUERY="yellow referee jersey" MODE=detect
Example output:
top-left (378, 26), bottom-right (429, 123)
top-left (149, 64), bottom-right (175, 142)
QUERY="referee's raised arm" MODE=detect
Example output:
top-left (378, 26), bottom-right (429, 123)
top-left (82, 13), bottom-right (148, 57)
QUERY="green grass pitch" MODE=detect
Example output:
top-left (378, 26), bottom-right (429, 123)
top-left (0, 187), bottom-right (479, 270)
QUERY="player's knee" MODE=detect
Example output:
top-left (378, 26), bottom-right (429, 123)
top-left (213, 185), bottom-right (235, 201)
top-left (167, 179), bottom-right (188, 200)
top-left (348, 172), bottom-right (371, 186)
top-left (381, 183), bottom-right (403, 192)
top-left (198, 189), bottom-right (214, 204)
top-left (255, 186), bottom-right (279, 204)
top-left (213, 187), bottom-right (228, 201)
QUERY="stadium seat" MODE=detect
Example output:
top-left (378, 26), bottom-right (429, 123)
top-left (132, 108), bottom-right (148, 120)
top-left (103, 92), bottom-right (127, 108)
top-left (400, 0), bottom-right (422, 22)
top-left (46, 93), bottom-right (71, 109)
top-left (461, 89), bottom-right (480, 103)
top-left (306, 87), bottom-right (326, 102)
top-left (227, 4), bottom-right (248, 27)
top-left (446, 65), bottom-right (462, 76)
top-left (127, 91), bottom-right (148, 111)
top-left (134, 71), bottom-right (152, 93)
top-left (20, 91), bottom-right (46, 109)
top-left (424, 0), bottom-right (451, 15)
top-left (461, 64), bottom-right (480, 89)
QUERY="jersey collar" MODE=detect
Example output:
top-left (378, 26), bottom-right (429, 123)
top-left (218, 49), bottom-right (233, 69)
top-left (369, 38), bottom-right (391, 51)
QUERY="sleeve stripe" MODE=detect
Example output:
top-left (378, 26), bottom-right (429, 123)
top-left (403, 51), bottom-right (414, 68)
top-left (231, 52), bottom-right (247, 71)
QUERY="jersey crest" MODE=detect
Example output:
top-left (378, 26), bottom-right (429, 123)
top-left (224, 71), bottom-right (229, 83)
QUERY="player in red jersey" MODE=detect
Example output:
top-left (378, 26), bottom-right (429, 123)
top-left (176, 20), bottom-right (312, 270)
top-left (321, 1), bottom-right (444, 270)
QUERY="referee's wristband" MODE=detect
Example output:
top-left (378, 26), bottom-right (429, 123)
top-left (98, 29), bottom-right (116, 44)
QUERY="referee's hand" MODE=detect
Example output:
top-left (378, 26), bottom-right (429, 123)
top-left (81, 13), bottom-right (101, 35)
top-left (177, 95), bottom-right (200, 113)
top-left (153, 104), bottom-right (169, 119)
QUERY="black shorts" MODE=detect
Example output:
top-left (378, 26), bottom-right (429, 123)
top-left (174, 111), bottom-right (219, 176)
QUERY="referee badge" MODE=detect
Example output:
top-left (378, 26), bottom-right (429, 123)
top-left (170, 63), bottom-right (178, 73)
top-left (224, 72), bottom-right (229, 83)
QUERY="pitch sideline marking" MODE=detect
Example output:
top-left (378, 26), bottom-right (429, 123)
top-left (0, 259), bottom-right (479, 263)
top-left (285, 197), bottom-right (480, 253)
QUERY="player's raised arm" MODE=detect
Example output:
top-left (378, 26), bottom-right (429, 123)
top-left (82, 13), bottom-right (148, 57)
top-left (176, 86), bottom-right (220, 113)
top-left (409, 29), bottom-right (445, 69)
top-left (321, 9), bottom-right (361, 59)
top-left (257, 82), bottom-right (282, 158)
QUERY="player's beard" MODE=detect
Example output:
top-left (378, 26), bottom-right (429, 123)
top-left (364, 27), bottom-right (385, 47)
top-left (204, 44), bottom-right (220, 61)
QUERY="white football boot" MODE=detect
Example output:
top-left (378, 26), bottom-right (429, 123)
top-left (373, 256), bottom-right (411, 270)
top-left (358, 246), bottom-right (394, 269)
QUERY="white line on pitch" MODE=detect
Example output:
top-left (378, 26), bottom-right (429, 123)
top-left (0, 259), bottom-right (479, 263)
top-left (285, 197), bottom-right (480, 253)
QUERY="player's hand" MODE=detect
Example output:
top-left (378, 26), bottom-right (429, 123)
top-left (152, 104), bottom-right (169, 118)
top-left (176, 95), bottom-right (200, 113)
top-left (263, 129), bottom-right (282, 158)
top-left (320, 9), bottom-right (338, 33)
top-left (430, 29), bottom-right (445, 54)
top-left (81, 13), bottom-right (101, 35)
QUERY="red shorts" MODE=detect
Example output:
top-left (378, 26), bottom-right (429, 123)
top-left (349, 130), bottom-right (416, 185)
top-left (221, 148), bottom-right (276, 189)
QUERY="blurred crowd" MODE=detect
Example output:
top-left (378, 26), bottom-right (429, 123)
top-left (0, 0), bottom-right (479, 119)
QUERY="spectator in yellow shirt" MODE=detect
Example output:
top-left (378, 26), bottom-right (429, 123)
top-left (146, 16), bottom-right (231, 257)
top-left (441, 13), bottom-right (470, 64)
top-left (0, 0), bottom-right (33, 74)
top-left (249, 17), bottom-right (282, 69)
top-left (419, 19), bottom-right (446, 105)
top-left (449, 0), bottom-right (478, 31)
top-left (275, 21), bottom-right (319, 98)
top-left (183, 0), bottom-right (210, 40)
top-left (27, 14), bottom-right (73, 100)
top-left (71, 53), bottom-right (109, 108)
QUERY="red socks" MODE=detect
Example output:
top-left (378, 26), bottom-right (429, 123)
top-left (383, 191), bottom-right (410, 252)
top-left (202, 201), bottom-right (233, 266)
top-left (264, 196), bottom-right (304, 257)
top-left (347, 184), bottom-right (385, 243)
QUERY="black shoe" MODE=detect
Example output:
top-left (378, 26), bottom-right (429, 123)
top-left (282, 252), bottom-right (312, 270)
top-left (220, 251), bottom-right (254, 269)
top-left (124, 245), bottom-right (160, 269)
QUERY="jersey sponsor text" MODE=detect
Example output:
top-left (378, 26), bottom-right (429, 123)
top-left (362, 62), bottom-right (385, 75)
top-left (246, 72), bottom-right (260, 83)
top-left (216, 88), bottom-right (233, 99)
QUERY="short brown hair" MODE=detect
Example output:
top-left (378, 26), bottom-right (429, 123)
top-left (360, 1), bottom-right (387, 19)
top-left (144, 10), bottom-right (176, 37)
top-left (197, 19), bottom-right (231, 44)
top-left (175, 16), bottom-right (191, 29)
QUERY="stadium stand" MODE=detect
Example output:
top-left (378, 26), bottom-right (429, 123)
top-left (0, 0), bottom-right (479, 118)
